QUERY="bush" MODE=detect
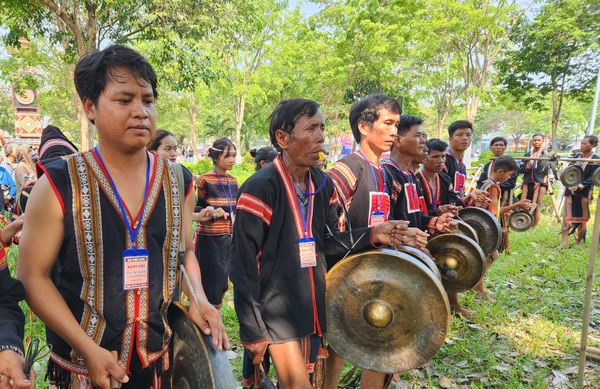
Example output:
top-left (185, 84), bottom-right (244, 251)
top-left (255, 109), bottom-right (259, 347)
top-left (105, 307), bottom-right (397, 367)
top-left (477, 150), bottom-right (493, 166)
top-left (183, 152), bottom-right (256, 185)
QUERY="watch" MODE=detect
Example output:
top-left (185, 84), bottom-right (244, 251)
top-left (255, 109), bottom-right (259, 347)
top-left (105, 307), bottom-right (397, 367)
top-left (15, 89), bottom-right (35, 105)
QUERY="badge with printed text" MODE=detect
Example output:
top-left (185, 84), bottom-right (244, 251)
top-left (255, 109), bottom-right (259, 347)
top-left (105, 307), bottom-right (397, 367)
top-left (370, 210), bottom-right (386, 227)
top-left (454, 172), bottom-right (465, 193)
top-left (299, 237), bottom-right (316, 268)
top-left (368, 191), bottom-right (390, 227)
top-left (404, 183), bottom-right (420, 213)
top-left (123, 249), bottom-right (149, 290)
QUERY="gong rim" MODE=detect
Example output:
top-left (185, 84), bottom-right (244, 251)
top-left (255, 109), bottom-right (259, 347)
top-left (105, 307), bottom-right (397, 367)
top-left (167, 302), bottom-right (237, 389)
top-left (508, 210), bottom-right (533, 232)
top-left (426, 234), bottom-right (486, 293)
top-left (326, 249), bottom-right (450, 373)
top-left (458, 207), bottom-right (502, 256)
top-left (394, 245), bottom-right (442, 280)
top-left (561, 165), bottom-right (584, 187)
top-left (592, 168), bottom-right (600, 187)
top-left (455, 219), bottom-right (479, 244)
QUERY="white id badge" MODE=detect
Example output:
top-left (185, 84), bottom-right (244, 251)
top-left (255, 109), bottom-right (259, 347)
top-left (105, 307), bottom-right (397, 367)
top-left (123, 249), bottom-right (149, 290)
top-left (299, 237), bottom-right (317, 268)
top-left (370, 211), bottom-right (385, 227)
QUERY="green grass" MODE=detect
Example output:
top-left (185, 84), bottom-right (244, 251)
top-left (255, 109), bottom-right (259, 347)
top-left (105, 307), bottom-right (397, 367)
top-left (9, 202), bottom-right (600, 388)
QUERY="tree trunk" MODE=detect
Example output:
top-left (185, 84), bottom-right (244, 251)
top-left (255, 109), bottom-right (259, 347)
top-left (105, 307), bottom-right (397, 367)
top-left (189, 99), bottom-right (199, 163)
top-left (465, 93), bottom-right (480, 123)
top-left (436, 109), bottom-right (450, 139)
top-left (233, 91), bottom-right (247, 164)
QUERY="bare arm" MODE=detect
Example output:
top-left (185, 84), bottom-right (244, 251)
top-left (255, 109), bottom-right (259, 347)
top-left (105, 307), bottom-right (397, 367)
top-left (16, 176), bottom-right (127, 389)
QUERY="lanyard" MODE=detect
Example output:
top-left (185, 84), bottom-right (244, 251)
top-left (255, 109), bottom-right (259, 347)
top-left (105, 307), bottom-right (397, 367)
top-left (294, 173), bottom-right (327, 198)
top-left (294, 172), bottom-right (319, 238)
top-left (420, 172), bottom-right (440, 209)
top-left (213, 169), bottom-right (234, 214)
top-left (93, 147), bottom-right (150, 248)
top-left (357, 151), bottom-right (386, 211)
top-left (388, 158), bottom-right (419, 205)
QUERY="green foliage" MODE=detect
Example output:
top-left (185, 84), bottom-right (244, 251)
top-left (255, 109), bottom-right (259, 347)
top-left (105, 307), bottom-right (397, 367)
top-left (183, 152), bottom-right (255, 184)
top-left (498, 0), bottom-right (600, 139)
top-left (477, 150), bottom-right (494, 166)
top-left (183, 158), bottom-right (214, 176)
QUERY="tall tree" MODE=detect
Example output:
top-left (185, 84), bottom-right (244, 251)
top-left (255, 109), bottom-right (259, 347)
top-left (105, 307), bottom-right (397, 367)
top-left (422, 0), bottom-right (528, 124)
top-left (498, 0), bottom-right (600, 148)
top-left (1, 0), bottom-right (226, 150)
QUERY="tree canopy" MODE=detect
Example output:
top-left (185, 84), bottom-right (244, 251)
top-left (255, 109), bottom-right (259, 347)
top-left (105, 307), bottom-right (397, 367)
top-left (0, 0), bottom-right (598, 156)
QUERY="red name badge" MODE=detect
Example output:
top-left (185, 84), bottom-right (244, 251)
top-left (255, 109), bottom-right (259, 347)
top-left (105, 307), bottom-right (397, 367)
top-left (404, 183), bottom-right (420, 213)
top-left (299, 237), bottom-right (316, 268)
top-left (123, 249), bottom-right (149, 290)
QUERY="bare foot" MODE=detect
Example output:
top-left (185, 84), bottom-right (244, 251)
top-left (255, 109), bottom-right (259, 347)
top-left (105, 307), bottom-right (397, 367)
top-left (451, 305), bottom-right (472, 319)
top-left (475, 292), bottom-right (496, 304)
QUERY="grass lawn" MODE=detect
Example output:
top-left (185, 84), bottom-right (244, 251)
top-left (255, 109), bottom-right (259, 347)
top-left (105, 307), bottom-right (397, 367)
top-left (9, 204), bottom-right (600, 388)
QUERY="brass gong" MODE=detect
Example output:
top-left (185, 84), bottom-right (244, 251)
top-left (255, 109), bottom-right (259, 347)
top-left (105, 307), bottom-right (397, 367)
top-left (163, 302), bottom-right (237, 388)
top-left (592, 168), bottom-right (600, 187)
top-left (508, 210), bottom-right (533, 232)
top-left (326, 249), bottom-right (449, 374)
top-left (454, 219), bottom-right (479, 244)
top-left (394, 245), bottom-right (441, 280)
top-left (560, 165), bottom-right (584, 187)
top-left (458, 207), bottom-right (501, 257)
top-left (426, 234), bottom-right (486, 293)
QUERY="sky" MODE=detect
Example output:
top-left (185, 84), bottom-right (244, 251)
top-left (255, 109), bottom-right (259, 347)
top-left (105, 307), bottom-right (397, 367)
top-left (288, 0), bottom-right (321, 15)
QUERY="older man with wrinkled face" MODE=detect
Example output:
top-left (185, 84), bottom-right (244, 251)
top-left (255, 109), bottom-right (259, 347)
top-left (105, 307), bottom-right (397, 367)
top-left (230, 98), bottom-right (408, 389)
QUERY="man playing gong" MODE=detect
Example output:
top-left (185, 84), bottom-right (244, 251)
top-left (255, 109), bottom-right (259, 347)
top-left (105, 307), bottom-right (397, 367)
top-left (229, 98), bottom-right (408, 389)
top-left (326, 95), bottom-right (429, 389)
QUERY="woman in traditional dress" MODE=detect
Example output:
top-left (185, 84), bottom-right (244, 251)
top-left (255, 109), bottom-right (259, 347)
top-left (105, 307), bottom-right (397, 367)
top-left (519, 133), bottom-right (549, 228)
top-left (560, 135), bottom-right (599, 247)
top-left (146, 129), bottom-right (178, 163)
top-left (194, 137), bottom-right (239, 307)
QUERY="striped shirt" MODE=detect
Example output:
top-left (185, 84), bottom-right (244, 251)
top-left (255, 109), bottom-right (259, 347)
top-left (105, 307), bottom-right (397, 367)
top-left (195, 171), bottom-right (239, 236)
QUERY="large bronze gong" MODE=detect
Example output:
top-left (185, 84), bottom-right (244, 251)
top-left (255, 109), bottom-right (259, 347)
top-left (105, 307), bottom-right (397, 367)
top-left (162, 302), bottom-right (237, 389)
top-left (457, 207), bottom-right (501, 256)
top-left (394, 245), bottom-right (441, 280)
top-left (508, 210), bottom-right (534, 232)
top-left (426, 234), bottom-right (486, 293)
top-left (560, 165), bottom-right (584, 187)
top-left (326, 249), bottom-right (450, 373)
top-left (454, 219), bottom-right (479, 244)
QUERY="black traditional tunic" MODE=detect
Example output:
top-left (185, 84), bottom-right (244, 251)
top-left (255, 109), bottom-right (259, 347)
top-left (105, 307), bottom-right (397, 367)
top-left (418, 172), bottom-right (462, 214)
top-left (194, 171), bottom-right (239, 306)
top-left (383, 161), bottom-right (433, 232)
top-left (40, 152), bottom-right (192, 387)
top-left (443, 151), bottom-right (467, 197)
top-left (230, 156), bottom-right (375, 346)
top-left (564, 153), bottom-right (600, 226)
top-left (0, 258), bottom-right (25, 356)
top-left (328, 152), bottom-right (392, 230)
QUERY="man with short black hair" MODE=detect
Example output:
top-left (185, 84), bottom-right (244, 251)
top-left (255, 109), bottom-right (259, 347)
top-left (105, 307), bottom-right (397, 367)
top-left (477, 136), bottom-right (517, 206)
top-left (326, 95), bottom-right (428, 389)
top-left (230, 98), bottom-right (406, 389)
top-left (18, 45), bottom-right (227, 389)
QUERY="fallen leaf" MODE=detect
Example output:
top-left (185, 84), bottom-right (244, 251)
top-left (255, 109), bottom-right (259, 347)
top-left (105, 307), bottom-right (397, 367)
top-left (456, 360), bottom-right (468, 367)
top-left (491, 365), bottom-right (510, 372)
top-left (439, 376), bottom-right (453, 388)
